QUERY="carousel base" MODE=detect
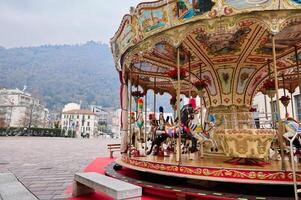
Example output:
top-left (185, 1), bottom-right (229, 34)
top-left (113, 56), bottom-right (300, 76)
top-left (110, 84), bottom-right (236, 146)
top-left (106, 161), bottom-right (295, 200)
top-left (116, 154), bottom-right (301, 185)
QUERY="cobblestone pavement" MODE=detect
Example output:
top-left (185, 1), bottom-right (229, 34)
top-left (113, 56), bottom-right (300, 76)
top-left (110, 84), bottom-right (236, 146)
top-left (0, 137), bottom-right (120, 200)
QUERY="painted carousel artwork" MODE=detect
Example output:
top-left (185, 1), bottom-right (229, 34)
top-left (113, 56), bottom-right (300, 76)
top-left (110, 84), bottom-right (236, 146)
top-left (110, 0), bottom-right (301, 199)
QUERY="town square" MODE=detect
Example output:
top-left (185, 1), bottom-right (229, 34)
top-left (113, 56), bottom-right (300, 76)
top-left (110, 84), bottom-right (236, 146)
top-left (1, 0), bottom-right (301, 200)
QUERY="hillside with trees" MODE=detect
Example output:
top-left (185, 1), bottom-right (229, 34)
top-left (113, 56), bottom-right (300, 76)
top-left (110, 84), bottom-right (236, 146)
top-left (0, 41), bottom-right (120, 110)
top-left (0, 41), bottom-right (172, 112)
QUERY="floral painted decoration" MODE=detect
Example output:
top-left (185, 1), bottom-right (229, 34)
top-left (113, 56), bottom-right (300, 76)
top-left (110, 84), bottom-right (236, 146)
top-left (249, 107), bottom-right (257, 112)
top-left (194, 80), bottom-right (208, 91)
top-left (279, 95), bottom-right (290, 102)
top-left (131, 91), bottom-right (143, 97)
top-left (167, 68), bottom-right (187, 80)
top-left (262, 79), bottom-right (276, 90)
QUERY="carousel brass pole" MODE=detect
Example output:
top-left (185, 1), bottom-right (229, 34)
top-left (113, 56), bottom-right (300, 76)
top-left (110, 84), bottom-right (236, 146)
top-left (268, 62), bottom-right (275, 127)
top-left (294, 46), bottom-right (301, 99)
top-left (291, 92), bottom-right (295, 118)
top-left (176, 47), bottom-right (182, 164)
top-left (144, 91), bottom-right (147, 155)
top-left (199, 64), bottom-right (203, 125)
top-left (272, 35), bottom-right (286, 170)
top-left (154, 78), bottom-right (157, 120)
top-left (189, 52), bottom-right (191, 98)
top-left (282, 74), bottom-right (288, 115)
top-left (129, 67), bottom-right (133, 157)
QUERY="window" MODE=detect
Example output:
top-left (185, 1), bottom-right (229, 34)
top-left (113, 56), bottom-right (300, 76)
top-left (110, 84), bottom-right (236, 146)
top-left (88, 115), bottom-right (90, 119)
top-left (77, 115), bottom-right (79, 119)
top-left (87, 122), bottom-right (90, 127)
top-left (295, 95), bottom-right (301, 121)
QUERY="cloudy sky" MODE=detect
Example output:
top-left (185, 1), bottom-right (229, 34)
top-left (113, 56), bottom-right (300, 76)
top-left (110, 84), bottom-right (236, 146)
top-left (0, 0), bottom-right (155, 48)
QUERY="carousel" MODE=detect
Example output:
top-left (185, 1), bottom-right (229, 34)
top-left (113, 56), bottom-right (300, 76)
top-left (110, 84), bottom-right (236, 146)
top-left (110, 0), bottom-right (301, 199)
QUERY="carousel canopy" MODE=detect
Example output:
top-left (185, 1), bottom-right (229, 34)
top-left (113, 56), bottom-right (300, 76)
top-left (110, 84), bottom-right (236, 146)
top-left (111, 0), bottom-right (301, 108)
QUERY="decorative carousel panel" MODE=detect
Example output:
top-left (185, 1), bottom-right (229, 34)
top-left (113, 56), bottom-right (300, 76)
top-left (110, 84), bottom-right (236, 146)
top-left (216, 129), bottom-right (276, 159)
top-left (200, 71), bottom-right (217, 96)
top-left (223, 0), bottom-right (273, 11)
top-left (284, 0), bottom-right (301, 8)
top-left (151, 41), bottom-right (177, 63)
top-left (236, 67), bottom-right (256, 95)
top-left (217, 67), bottom-right (233, 95)
top-left (111, 15), bottom-right (133, 62)
top-left (173, 0), bottom-right (216, 21)
top-left (137, 6), bottom-right (168, 35)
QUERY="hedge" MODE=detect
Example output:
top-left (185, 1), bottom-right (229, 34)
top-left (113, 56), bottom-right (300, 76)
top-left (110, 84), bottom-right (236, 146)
top-left (0, 127), bottom-right (75, 138)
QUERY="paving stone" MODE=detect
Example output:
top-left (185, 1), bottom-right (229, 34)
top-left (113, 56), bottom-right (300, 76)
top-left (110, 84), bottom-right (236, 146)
top-left (0, 173), bottom-right (38, 200)
top-left (0, 137), bottom-right (120, 200)
top-left (37, 194), bottom-right (54, 200)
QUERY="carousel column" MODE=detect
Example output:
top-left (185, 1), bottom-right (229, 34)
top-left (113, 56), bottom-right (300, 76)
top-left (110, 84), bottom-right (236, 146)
top-left (272, 35), bottom-right (286, 170)
top-left (144, 92), bottom-right (147, 155)
top-left (154, 78), bottom-right (157, 118)
top-left (153, 78), bottom-right (157, 141)
top-left (176, 48), bottom-right (182, 164)
top-left (295, 46), bottom-right (301, 100)
top-left (199, 64), bottom-right (203, 126)
top-left (129, 67), bottom-right (133, 157)
top-left (120, 68), bottom-right (129, 154)
top-left (268, 62), bottom-right (275, 128)
top-left (290, 91), bottom-right (295, 118)
top-left (188, 53), bottom-right (194, 160)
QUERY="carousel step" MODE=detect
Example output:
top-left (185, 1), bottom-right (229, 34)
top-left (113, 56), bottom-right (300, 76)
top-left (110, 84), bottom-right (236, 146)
top-left (73, 172), bottom-right (142, 200)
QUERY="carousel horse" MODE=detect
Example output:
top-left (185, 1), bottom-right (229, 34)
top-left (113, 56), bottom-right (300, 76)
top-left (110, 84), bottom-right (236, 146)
top-left (191, 121), bottom-right (218, 153)
top-left (188, 111), bottom-right (218, 153)
top-left (283, 117), bottom-right (301, 162)
top-left (147, 104), bottom-right (198, 155)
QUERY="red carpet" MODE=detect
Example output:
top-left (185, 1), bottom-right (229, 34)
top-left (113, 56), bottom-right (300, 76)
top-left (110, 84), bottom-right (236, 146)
top-left (66, 157), bottom-right (171, 200)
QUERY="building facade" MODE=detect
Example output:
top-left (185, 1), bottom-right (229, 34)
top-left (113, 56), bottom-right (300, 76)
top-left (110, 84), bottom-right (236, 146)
top-left (253, 87), bottom-right (301, 127)
top-left (0, 88), bottom-right (49, 128)
top-left (61, 109), bottom-right (98, 138)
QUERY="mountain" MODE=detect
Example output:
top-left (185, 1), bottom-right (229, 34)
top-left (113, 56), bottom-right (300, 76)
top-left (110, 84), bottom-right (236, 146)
top-left (0, 41), bottom-right (120, 110)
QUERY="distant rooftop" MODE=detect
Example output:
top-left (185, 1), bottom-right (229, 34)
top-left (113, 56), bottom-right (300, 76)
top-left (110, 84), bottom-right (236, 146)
top-left (0, 88), bottom-right (31, 96)
top-left (62, 109), bottom-right (95, 115)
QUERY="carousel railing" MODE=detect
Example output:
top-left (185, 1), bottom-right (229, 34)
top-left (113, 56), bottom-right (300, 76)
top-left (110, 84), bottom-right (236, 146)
top-left (213, 112), bottom-right (276, 130)
top-left (214, 112), bottom-right (277, 160)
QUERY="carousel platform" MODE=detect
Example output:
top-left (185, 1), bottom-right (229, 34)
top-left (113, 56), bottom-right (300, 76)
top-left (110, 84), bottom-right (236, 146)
top-left (66, 156), bottom-right (296, 200)
top-left (116, 154), bottom-right (301, 185)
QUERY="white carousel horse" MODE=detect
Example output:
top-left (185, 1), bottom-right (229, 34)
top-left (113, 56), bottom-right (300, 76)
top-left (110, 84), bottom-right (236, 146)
top-left (190, 121), bottom-right (218, 158)
top-left (283, 118), bottom-right (301, 163)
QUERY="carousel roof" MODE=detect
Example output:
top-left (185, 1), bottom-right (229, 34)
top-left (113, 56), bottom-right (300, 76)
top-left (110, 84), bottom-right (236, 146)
top-left (111, 0), bottom-right (301, 108)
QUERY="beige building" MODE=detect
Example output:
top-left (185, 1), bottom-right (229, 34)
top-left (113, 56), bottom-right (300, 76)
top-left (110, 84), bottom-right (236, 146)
top-left (0, 88), bottom-right (49, 128)
top-left (61, 109), bottom-right (98, 138)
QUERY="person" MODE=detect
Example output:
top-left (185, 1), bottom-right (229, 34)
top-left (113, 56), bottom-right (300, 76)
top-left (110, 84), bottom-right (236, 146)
top-left (158, 106), bottom-right (165, 131)
top-left (149, 113), bottom-right (157, 140)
